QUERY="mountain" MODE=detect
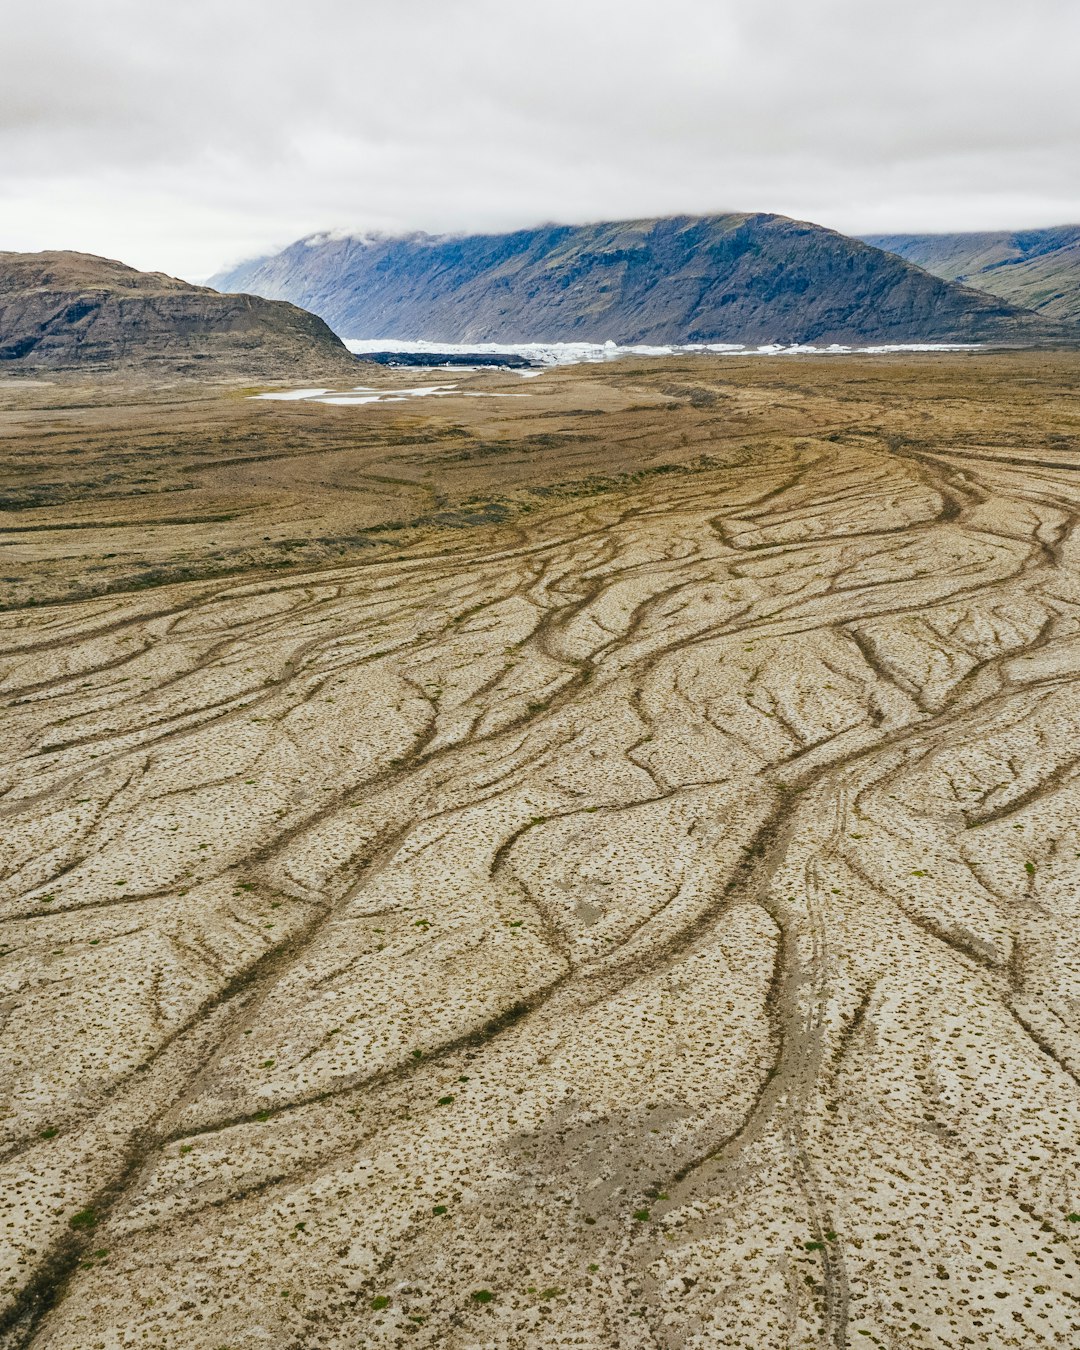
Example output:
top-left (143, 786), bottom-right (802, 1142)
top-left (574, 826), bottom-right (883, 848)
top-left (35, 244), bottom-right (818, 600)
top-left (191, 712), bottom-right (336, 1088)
top-left (0, 251), bottom-right (357, 374)
top-left (209, 213), bottom-right (1062, 346)
top-left (865, 225), bottom-right (1080, 323)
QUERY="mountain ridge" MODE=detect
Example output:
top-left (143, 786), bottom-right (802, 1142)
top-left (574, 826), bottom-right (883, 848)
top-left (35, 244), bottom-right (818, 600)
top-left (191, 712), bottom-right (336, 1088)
top-left (864, 225), bottom-right (1080, 322)
top-left (210, 212), bottom-right (1065, 346)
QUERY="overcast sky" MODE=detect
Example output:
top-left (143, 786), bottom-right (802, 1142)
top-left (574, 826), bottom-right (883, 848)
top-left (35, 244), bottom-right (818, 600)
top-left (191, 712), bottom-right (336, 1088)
top-left (2, 0), bottom-right (1078, 280)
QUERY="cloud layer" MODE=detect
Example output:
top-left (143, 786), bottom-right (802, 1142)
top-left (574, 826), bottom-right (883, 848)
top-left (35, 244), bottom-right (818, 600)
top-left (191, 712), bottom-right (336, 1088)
top-left (2, 0), bottom-right (1078, 279)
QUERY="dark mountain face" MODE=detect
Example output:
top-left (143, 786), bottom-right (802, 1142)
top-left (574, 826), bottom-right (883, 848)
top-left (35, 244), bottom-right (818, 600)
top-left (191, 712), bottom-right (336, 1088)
top-left (864, 225), bottom-right (1080, 323)
top-left (0, 251), bottom-right (357, 374)
top-left (210, 213), bottom-right (1061, 346)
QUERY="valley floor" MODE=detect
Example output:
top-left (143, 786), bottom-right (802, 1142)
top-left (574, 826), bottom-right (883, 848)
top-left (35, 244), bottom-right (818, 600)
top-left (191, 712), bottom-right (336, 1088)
top-left (2, 353), bottom-right (1080, 1348)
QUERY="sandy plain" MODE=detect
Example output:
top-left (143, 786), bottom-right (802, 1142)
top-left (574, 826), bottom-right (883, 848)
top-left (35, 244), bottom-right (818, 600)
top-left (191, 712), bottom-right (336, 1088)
top-left (1, 351), bottom-right (1080, 1348)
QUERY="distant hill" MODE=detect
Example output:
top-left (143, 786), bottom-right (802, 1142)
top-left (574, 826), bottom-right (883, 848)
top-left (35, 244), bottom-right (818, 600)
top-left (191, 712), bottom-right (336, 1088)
top-left (209, 213), bottom-right (1064, 346)
top-left (0, 251), bottom-right (357, 375)
top-left (865, 225), bottom-right (1080, 323)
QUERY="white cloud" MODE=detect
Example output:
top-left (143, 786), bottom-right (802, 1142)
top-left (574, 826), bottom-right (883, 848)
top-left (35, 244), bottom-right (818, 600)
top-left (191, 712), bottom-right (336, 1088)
top-left (1, 0), bottom-right (1078, 279)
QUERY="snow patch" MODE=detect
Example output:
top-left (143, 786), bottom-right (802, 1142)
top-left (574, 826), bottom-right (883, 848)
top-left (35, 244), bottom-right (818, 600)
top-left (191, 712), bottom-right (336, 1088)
top-left (249, 382), bottom-right (527, 407)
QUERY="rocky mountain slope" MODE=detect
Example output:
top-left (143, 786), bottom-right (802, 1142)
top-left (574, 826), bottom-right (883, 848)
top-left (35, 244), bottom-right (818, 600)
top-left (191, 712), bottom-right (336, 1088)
top-left (0, 251), bottom-right (357, 375)
top-left (210, 213), bottom-right (1061, 345)
top-left (866, 225), bottom-right (1080, 323)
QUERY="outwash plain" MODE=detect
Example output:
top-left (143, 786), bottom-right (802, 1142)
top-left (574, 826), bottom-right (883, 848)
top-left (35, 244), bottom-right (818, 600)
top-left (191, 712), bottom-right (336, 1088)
top-left (3, 351), bottom-right (1080, 1349)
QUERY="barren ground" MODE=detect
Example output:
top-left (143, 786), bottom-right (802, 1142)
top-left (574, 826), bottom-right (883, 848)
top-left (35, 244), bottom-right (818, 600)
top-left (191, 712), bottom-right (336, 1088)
top-left (2, 352), bottom-right (1080, 1348)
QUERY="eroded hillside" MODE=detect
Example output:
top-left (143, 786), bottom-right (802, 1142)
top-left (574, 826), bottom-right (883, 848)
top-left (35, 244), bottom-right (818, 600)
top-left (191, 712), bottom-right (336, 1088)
top-left (2, 354), bottom-right (1080, 1348)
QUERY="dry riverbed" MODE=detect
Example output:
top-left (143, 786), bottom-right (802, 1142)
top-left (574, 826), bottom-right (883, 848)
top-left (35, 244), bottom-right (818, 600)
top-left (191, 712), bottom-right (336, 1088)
top-left (2, 352), bottom-right (1080, 1348)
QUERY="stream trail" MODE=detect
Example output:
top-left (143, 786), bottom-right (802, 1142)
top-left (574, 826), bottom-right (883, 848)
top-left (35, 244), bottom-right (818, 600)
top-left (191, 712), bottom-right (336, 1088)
top-left (2, 422), bottom-right (1080, 1348)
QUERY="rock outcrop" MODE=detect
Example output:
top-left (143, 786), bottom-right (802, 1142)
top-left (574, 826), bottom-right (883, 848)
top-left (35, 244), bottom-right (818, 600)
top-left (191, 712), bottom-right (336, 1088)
top-left (0, 251), bottom-right (358, 375)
